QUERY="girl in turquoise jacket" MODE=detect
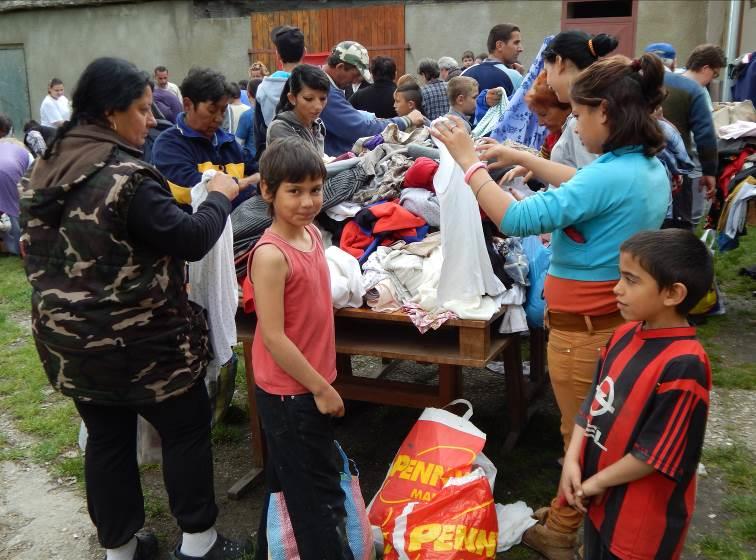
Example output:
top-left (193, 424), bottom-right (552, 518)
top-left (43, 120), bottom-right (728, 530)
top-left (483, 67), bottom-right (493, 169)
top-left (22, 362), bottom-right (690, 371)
top-left (432, 52), bottom-right (670, 559)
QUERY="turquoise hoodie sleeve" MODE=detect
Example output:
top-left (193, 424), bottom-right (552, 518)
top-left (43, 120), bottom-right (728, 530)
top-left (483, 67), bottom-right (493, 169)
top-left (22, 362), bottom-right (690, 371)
top-left (500, 161), bottom-right (616, 236)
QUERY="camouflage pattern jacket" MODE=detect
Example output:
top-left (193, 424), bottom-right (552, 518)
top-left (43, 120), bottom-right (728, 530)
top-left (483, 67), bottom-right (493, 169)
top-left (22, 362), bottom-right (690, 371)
top-left (19, 125), bottom-right (210, 405)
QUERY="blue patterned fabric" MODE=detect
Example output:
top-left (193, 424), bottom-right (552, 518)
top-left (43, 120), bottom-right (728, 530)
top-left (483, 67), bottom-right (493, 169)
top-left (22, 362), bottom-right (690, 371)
top-left (489, 36), bottom-right (554, 148)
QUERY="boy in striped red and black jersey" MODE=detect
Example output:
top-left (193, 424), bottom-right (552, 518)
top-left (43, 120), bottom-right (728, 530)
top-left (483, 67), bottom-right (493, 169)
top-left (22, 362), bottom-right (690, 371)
top-left (560, 229), bottom-right (714, 560)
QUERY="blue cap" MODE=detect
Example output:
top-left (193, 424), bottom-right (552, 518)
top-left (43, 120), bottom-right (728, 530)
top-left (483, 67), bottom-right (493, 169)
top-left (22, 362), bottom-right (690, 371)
top-left (645, 42), bottom-right (676, 59)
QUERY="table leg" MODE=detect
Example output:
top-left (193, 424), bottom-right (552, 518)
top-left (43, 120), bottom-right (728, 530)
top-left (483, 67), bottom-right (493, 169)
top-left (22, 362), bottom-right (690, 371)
top-left (529, 327), bottom-right (547, 384)
top-left (438, 364), bottom-right (463, 406)
top-left (502, 335), bottom-right (526, 452)
top-left (227, 338), bottom-right (265, 499)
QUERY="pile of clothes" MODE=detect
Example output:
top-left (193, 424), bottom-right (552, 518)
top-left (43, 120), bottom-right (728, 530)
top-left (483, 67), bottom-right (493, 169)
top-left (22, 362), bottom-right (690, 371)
top-left (707, 101), bottom-right (756, 250)
top-left (233, 123), bottom-right (538, 334)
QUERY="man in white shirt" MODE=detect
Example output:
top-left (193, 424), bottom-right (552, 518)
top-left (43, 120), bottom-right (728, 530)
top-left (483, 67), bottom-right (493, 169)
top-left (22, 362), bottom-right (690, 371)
top-left (39, 78), bottom-right (71, 128)
top-left (154, 66), bottom-right (182, 102)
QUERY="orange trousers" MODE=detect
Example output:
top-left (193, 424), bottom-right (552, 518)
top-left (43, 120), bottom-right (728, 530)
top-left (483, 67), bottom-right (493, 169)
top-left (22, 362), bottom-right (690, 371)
top-left (545, 321), bottom-right (623, 533)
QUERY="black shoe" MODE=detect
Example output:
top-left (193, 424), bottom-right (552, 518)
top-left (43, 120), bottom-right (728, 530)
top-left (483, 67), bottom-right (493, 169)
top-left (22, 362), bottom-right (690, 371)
top-left (103, 530), bottom-right (158, 560)
top-left (171, 533), bottom-right (254, 560)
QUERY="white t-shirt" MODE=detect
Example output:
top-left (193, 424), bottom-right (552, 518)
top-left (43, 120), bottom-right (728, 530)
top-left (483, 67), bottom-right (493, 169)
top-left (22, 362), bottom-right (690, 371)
top-left (166, 82), bottom-right (182, 102)
top-left (40, 95), bottom-right (71, 127)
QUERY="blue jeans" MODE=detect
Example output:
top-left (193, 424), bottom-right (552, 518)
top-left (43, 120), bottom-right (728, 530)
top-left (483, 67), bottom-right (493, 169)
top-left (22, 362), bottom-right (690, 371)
top-left (2, 214), bottom-right (20, 255)
top-left (255, 387), bottom-right (353, 560)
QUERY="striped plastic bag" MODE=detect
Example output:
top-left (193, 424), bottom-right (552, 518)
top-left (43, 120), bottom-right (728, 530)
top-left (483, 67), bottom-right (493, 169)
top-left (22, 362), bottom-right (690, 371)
top-left (266, 441), bottom-right (375, 560)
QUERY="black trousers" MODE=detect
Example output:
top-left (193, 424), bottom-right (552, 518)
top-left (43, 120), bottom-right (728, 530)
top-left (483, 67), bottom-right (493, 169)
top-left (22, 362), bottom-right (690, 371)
top-left (254, 387), bottom-right (353, 560)
top-left (662, 175), bottom-right (694, 230)
top-left (75, 382), bottom-right (218, 548)
top-left (584, 519), bottom-right (621, 560)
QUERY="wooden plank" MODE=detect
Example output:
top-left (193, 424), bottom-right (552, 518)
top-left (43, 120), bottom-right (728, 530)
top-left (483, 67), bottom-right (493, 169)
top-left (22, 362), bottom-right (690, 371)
top-left (227, 466), bottom-right (264, 499)
top-left (458, 325), bottom-right (489, 361)
top-left (334, 325), bottom-right (514, 368)
top-left (335, 306), bottom-right (503, 329)
top-left (334, 375), bottom-right (448, 408)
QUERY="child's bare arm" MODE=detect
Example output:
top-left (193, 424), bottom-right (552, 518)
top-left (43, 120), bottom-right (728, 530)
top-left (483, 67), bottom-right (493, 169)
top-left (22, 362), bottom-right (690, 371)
top-left (577, 453), bottom-right (655, 509)
top-left (251, 244), bottom-right (344, 417)
top-left (560, 425), bottom-right (586, 507)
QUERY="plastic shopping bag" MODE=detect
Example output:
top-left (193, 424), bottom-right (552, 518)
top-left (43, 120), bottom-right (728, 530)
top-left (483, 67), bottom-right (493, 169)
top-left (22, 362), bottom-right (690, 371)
top-left (389, 468), bottom-right (498, 559)
top-left (78, 416), bottom-right (162, 465)
top-left (367, 399), bottom-right (487, 558)
top-left (266, 441), bottom-right (375, 560)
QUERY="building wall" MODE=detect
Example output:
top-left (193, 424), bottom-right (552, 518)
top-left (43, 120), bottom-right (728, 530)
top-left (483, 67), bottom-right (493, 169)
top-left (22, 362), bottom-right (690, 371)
top-left (635, 0), bottom-right (712, 62)
top-left (0, 0), bottom-right (739, 126)
top-left (0, 0), bottom-right (250, 123)
top-left (740, 0), bottom-right (756, 54)
top-left (404, 0), bottom-right (563, 72)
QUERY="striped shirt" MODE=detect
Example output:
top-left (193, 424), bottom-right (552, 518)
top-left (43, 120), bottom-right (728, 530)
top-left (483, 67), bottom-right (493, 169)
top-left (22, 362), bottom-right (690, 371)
top-left (577, 322), bottom-right (711, 559)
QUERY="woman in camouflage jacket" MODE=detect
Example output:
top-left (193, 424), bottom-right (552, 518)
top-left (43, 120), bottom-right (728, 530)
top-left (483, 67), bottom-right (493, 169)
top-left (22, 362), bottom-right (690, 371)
top-left (19, 57), bottom-right (253, 560)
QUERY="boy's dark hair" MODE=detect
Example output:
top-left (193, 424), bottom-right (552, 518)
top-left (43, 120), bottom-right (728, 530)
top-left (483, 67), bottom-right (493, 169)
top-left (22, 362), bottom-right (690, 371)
top-left (44, 57), bottom-right (150, 159)
top-left (48, 77), bottom-right (63, 89)
top-left (238, 79), bottom-right (249, 89)
top-left (228, 82), bottom-right (241, 99)
top-left (486, 24), bottom-right (520, 54)
top-left (271, 25), bottom-right (305, 64)
top-left (543, 31), bottom-right (618, 70)
top-left (0, 113), bottom-right (12, 137)
top-left (276, 64), bottom-right (331, 113)
top-left (370, 56), bottom-right (397, 82)
top-left (248, 78), bottom-right (263, 99)
top-left (153, 65), bottom-right (167, 74)
top-left (620, 229), bottom-right (713, 316)
top-left (396, 84), bottom-right (423, 112)
top-left (462, 50), bottom-right (475, 60)
top-left (571, 54), bottom-right (666, 156)
top-left (686, 44), bottom-right (727, 72)
top-left (180, 67), bottom-right (233, 105)
top-left (417, 58), bottom-right (440, 81)
top-left (260, 137), bottom-right (327, 211)
top-left (447, 76), bottom-right (478, 104)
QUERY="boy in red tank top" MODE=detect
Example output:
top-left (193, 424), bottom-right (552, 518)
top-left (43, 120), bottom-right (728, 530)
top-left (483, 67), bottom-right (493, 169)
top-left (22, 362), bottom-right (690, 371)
top-left (557, 229), bottom-right (713, 560)
top-left (249, 137), bottom-right (353, 559)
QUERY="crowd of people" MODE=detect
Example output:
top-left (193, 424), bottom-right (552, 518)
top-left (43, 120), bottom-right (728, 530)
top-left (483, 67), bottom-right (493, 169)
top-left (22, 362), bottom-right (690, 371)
top-left (0, 15), bottom-right (730, 560)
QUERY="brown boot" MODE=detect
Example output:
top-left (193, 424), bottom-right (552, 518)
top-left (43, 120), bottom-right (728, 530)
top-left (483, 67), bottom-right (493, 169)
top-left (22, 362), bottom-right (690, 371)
top-left (533, 506), bottom-right (550, 524)
top-left (522, 522), bottom-right (576, 560)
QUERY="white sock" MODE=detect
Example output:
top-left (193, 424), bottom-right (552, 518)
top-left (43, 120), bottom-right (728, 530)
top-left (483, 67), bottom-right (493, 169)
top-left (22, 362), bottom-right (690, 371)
top-left (106, 537), bottom-right (137, 560)
top-left (181, 527), bottom-right (218, 557)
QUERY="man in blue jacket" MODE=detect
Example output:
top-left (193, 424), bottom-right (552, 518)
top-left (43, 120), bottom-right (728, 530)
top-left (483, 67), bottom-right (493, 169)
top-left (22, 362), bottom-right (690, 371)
top-left (153, 67), bottom-right (258, 210)
top-left (321, 41), bottom-right (425, 156)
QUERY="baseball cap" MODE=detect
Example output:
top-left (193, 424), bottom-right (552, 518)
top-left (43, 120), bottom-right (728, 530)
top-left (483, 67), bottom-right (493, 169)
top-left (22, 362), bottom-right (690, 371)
top-left (332, 41), bottom-right (373, 83)
top-left (645, 42), bottom-right (676, 60)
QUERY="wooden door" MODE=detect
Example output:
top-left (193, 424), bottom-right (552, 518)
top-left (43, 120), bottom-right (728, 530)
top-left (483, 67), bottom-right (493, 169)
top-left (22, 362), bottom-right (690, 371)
top-left (249, 5), bottom-right (407, 76)
top-left (561, 0), bottom-right (638, 58)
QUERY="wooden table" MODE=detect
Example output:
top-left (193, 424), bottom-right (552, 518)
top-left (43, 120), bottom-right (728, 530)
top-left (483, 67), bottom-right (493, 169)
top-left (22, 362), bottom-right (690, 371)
top-left (228, 306), bottom-right (546, 499)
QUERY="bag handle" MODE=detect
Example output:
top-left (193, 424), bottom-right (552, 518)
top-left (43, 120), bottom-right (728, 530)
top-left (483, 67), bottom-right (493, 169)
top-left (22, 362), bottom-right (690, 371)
top-left (443, 399), bottom-right (474, 421)
top-left (334, 440), bottom-right (358, 477)
top-left (700, 229), bottom-right (717, 253)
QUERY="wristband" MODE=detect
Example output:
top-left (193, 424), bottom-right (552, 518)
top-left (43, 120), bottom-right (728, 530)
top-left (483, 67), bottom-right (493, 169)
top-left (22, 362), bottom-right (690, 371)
top-left (464, 162), bottom-right (487, 184)
top-left (474, 179), bottom-right (496, 200)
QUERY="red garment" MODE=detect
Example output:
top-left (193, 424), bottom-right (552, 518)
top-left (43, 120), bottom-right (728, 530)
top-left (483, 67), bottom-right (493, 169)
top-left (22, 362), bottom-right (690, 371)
top-left (578, 322), bottom-right (710, 560)
top-left (340, 201), bottom-right (427, 260)
top-left (402, 157), bottom-right (439, 192)
top-left (719, 147), bottom-right (755, 197)
top-left (544, 275), bottom-right (618, 316)
top-left (241, 275), bottom-right (255, 313)
top-left (540, 131), bottom-right (561, 160)
top-left (250, 225), bottom-right (337, 395)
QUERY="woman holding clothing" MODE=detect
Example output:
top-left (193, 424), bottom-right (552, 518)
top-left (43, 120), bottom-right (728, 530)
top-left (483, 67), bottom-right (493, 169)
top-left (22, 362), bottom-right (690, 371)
top-left (432, 52), bottom-right (670, 559)
top-left (20, 57), bottom-right (251, 560)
